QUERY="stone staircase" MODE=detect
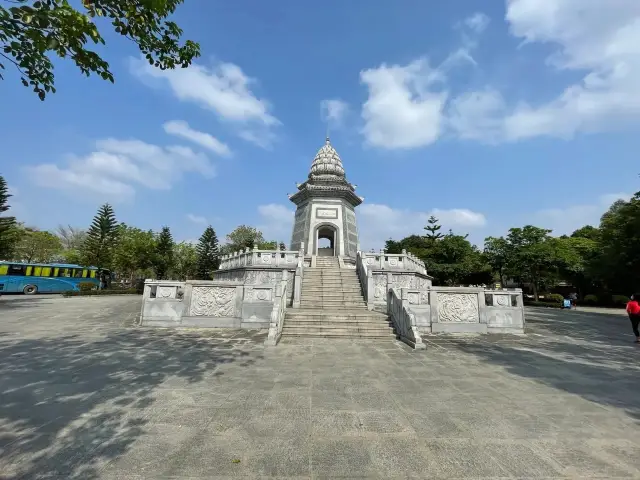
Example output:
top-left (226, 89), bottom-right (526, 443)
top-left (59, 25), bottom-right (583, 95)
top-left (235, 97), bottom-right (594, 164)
top-left (282, 256), bottom-right (395, 339)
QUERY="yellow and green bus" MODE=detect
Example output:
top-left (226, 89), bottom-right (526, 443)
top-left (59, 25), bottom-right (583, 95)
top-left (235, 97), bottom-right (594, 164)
top-left (0, 262), bottom-right (104, 294)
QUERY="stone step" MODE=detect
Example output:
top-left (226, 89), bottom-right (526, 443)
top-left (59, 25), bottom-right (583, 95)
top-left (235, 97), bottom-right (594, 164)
top-left (285, 318), bottom-right (391, 326)
top-left (299, 303), bottom-right (368, 309)
top-left (303, 277), bottom-right (360, 282)
top-left (282, 328), bottom-right (396, 338)
top-left (300, 294), bottom-right (364, 304)
top-left (300, 293), bottom-right (364, 299)
top-left (286, 309), bottom-right (387, 317)
top-left (302, 286), bottom-right (362, 291)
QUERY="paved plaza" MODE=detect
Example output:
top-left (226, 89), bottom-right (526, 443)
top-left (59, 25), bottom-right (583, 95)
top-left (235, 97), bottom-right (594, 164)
top-left (0, 295), bottom-right (639, 479)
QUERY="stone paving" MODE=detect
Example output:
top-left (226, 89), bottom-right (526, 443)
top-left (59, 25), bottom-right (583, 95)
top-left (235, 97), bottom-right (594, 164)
top-left (0, 295), bottom-right (639, 479)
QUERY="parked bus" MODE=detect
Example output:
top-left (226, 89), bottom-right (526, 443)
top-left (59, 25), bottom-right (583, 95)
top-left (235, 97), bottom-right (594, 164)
top-left (0, 262), bottom-right (105, 294)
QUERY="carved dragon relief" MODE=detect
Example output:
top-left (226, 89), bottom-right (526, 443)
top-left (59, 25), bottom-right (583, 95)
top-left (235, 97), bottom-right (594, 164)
top-left (437, 293), bottom-right (479, 323)
top-left (189, 287), bottom-right (236, 317)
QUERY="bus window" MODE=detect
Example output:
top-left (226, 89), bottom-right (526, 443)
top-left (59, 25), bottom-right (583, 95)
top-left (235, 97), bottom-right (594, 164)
top-left (7, 265), bottom-right (26, 276)
top-left (73, 269), bottom-right (84, 278)
top-left (57, 268), bottom-right (71, 277)
top-left (0, 265), bottom-right (8, 275)
top-left (25, 266), bottom-right (33, 276)
top-left (33, 266), bottom-right (42, 276)
top-left (41, 267), bottom-right (51, 277)
top-left (90, 270), bottom-right (96, 278)
top-left (82, 269), bottom-right (88, 278)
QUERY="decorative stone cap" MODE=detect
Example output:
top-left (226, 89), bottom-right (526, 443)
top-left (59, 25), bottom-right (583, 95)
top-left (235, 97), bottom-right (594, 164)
top-left (309, 137), bottom-right (345, 179)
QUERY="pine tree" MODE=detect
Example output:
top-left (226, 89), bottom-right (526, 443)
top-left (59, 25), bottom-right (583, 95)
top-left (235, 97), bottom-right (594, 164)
top-left (83, 204), bottom-right (118, 269)
top-left (153, 226), bottom-right (174, 280)
top-left (196, 226), bottom-right (220, 280)
top-left (424, 215), bottom-right (444, 241)
top-left (0, 176), bottom-right (18, 260)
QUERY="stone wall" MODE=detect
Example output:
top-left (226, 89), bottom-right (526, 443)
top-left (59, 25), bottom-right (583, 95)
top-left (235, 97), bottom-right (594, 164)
top-left (140, 277), bottom-right (288, 330)
top-left (387, 287), bottom-right (525, 347)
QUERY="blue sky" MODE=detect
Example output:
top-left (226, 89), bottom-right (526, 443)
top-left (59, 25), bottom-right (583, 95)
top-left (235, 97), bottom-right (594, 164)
top-left (2, 0), bottom-right (640, 248)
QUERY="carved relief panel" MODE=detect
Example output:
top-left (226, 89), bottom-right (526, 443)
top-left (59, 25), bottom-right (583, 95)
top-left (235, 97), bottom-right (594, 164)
top-left (189, 287), bottom-right (236, 317)
top-left (436, 293), bottom-right (479, 323)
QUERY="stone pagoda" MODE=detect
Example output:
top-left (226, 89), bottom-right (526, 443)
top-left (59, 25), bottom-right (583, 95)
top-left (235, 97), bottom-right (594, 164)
top-left (139, 137), bottom-right (525, 346)
top-left (289, 137), bottom-right (362, 258)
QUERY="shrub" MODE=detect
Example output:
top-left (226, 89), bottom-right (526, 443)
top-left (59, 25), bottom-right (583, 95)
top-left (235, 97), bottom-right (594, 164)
top-left (611, 295), bottom-right (630, 306)
top-left (544, 293), bottom-right (564, 304)
top-left (583, 294), bottom-right (598, 305)
top-left (524, 300), bottom-right (559, 308)
top-left (63, 288), bottom-right (139, 297)
top-left (78, 282), bottom-right (96, 292)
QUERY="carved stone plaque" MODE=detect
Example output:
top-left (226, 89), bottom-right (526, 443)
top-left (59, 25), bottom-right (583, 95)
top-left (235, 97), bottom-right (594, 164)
top-left (156, 286), bottom-right (175, 299)
top-left (495, 295), bottom-right (510, 307)
top-left (316, 208), bottom-right (338, 219)
top-left (189, 287), bottom-right (235, 317)
top-left (437, 293), bottom-right (479, 323)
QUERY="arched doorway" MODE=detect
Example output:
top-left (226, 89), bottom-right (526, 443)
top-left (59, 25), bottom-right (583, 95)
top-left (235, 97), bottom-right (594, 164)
top-left (316, 225), bottom-right (337, 256)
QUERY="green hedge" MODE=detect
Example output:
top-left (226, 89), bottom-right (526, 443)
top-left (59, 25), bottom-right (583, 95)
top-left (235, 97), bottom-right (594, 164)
top-left (524, 300), bottom-right (561, 308)
top-left (63, 288), bottom-right (139, 297)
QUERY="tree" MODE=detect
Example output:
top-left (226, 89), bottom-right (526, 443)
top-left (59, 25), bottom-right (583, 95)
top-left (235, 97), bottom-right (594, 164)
top-left (504, 226), bottom-right (558, 300)
top-left (55, 224), bottom-right (86, 264)
top-left (112, 225), bottom-right (156, 282)
top-left (153, 226), bottom-right (174, 280)
top-left (596, 193), bottom-right (640, 293)
top-left (424, 215), bottom-right (443, 241)
top-left (83, 203), bottom-right (118, 270)
top-left (422, 232), bottom-right (491, 286)
top-left (484, 236), bottom-right (510, 286)
top-left (0, 175), bottom-right (18, 260)
top-left (279, 241), bottom-right (286, 250)
top-left (196, 226), bottom-right (219, 279)
top-left (13, 228), bottom-right (61, 262)
top-left (0, 0), bottom-right (200, 100)
top-left (55, 224), bottom-right (86, 249)
top-left (555, 235), bottom-right (600, 297)
top-left (224, 225), bottom-right (265, 253)
top-left (172, 242), bottom-right (198, 280)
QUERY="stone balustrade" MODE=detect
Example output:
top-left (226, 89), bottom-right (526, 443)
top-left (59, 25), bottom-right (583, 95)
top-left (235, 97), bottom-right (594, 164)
top-left (219, 245), bottom-right (302, 270)
top-left (387, 286), bottom-right (525, 347)
top-left (265, 277), bottom-right (288, 346)
top-left (356, 251), bottom-right (432, 312)
top-left (140, 275), bottom-right (291, 338)
top-left (359, 250), bottom-right (427, 275)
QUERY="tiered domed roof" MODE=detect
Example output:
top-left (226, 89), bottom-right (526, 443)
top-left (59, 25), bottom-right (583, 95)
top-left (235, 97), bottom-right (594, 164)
top-left (309, 137), bottom-right (345, 178)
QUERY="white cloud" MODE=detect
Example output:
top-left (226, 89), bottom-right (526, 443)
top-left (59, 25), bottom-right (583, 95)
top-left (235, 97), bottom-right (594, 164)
top-left (163, 120), bottom-right (231, 157)
top-left (447, 89), bottom-right (506, 142)
top-left (362, 2), bottom-right (640, 148)
top-left (237, 129), bottom-right (277, 150)
top-left (257, 204), bottom-right (294, 243)
top-left (534, 192), bottom-right (631, 235)
top-left (321, 99), bottom-right (350, 127)
top-left (452, 1), bottom-right (640, 142)
top-left (358, 203), bottom-right (486, 249)
top-left (26, 138), bottom-right (215, 203)
top-left (130, 58), bottom-right (280, 148)
top-left (360, 59), bottom-right (448, 149)
top-left (186, 213), bottom-right (208, 226)
top-left (464, 12), bottom-right (490, 33)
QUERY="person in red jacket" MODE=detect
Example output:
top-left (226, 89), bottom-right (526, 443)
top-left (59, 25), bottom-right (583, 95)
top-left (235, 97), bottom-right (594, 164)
top-left (626, 294), bottom-right (640, 343)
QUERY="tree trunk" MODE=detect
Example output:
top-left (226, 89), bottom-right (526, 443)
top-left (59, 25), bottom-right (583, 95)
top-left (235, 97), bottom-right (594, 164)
top-left (532, 281), bottom-right (539, 301)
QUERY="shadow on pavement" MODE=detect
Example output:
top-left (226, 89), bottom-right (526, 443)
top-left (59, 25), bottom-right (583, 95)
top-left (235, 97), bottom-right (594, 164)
top-left (0, 328), bottom-right (265, 479)
top-left (433, 308), bottom-right (640, 423)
